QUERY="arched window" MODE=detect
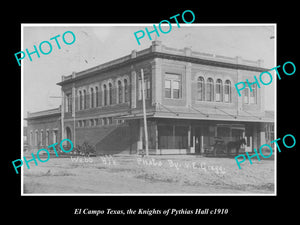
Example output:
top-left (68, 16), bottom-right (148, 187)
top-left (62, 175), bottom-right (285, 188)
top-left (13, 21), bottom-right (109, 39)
top-left (90, 88), bottom-right (94, 108)
top-left (206, 78), bottom-right (214, 101)
top-left (95, 86), bottom-right (99, 107)
top-left (124, 79), bottom-right (129, 102)
top-left (197, 76), bottom-right (205, 101)
top-left (79, 91), bottom-right (83, 110)
top-left (224, 80), bottom-right (231, 103)
top-left (83, 90), bottom-right (87, 109)
top-left (35, 130), bottom-right (38, 146)
top-left (108, 83), bottom-right (113, 105)
top-left (216, 79), bottom-right (223, 102)
top-left (118, 80), bottom-right (123, 104)
top-left (103, 84), bottom-right (107, 106)
top-left (30, 131), bottom-right (33, 146)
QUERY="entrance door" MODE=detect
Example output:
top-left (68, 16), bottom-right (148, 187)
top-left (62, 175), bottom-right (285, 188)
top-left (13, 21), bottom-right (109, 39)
top-left (231, 128), bottom-right (245, 152)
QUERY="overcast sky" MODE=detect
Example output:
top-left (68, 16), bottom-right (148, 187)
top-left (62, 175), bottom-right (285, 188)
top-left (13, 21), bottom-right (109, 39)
top-left (22, 24), bottom-right (275, 117)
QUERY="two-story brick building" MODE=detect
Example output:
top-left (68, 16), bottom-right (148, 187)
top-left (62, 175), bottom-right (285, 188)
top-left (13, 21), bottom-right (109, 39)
top-left (26, 40), bottom-right (274, 155)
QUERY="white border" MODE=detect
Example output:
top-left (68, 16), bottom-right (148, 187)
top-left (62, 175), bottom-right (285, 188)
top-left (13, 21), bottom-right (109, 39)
top-left (20, 23), bottom-right (277, 196)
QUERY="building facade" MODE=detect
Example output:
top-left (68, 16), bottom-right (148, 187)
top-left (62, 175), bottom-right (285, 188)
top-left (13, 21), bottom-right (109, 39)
top-left (26, 41), bottom-right (274, 155)
top-left (26, 107), bottom-right (61, 151)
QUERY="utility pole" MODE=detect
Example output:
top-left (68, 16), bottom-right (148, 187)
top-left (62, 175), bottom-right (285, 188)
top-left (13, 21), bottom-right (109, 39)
top-left (141, 68), bottom-right (149, 156)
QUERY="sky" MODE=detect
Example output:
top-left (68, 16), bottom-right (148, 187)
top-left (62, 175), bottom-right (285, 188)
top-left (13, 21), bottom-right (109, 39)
top-left (22, 24), bottom-right (275, 118)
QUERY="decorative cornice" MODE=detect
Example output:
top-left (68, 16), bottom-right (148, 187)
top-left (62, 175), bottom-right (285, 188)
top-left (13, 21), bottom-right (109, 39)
top-left (57, 48), bottom-right (268, 86)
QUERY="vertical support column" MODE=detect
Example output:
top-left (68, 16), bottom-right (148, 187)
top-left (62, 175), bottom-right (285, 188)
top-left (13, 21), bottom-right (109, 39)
top-left (154, 121), bottom-right (159, 154)
top-left (200, 135), bottom-right (204, 154)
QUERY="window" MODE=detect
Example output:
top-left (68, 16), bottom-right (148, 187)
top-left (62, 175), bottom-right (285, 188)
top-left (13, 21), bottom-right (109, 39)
top-left (117, 80), bottom-right (123, 104)
top-left (95, 86), bottom-right (99, 107)
top-left (197, 76), bottom-right (205, 101)
top-left (172, 80), bottom-right (180, 99)
top-left (250, 84), bottom-right (257, 104)
top-left (206, 78), bottom-right (214, 101)
top-left (164, 74), bottom-right (181, 99)
top-left (224, 80), bottom-right (231, 103)
top-left (138, 77), bottom-right (150, 100)
top-left (216, 79), bottom-right (223, 102)
top-left (164, 80), bottom-right (171, 98)
top-left (244, 87), bottom-right (249, 104)
top-left (108, 83), bottom-right (113, 105)
top-left (83, 90), bottom-right (87, 109)
top-left (158, 125), bottom-right (188, 149)
top-left (66, 93), bottom-right (72, 112)
top-left (35, 131), bottom-right (38, 146)
top-left (90, 88), bottom-right (94, 108)
top-left (30, 131), bottom-right (33, 145)
top-left (124, 79), bottom-right (130, 102)
top-left (103, 84), bottom-right (107, 106)
top-left (79, 91), bottom-right (83, 110)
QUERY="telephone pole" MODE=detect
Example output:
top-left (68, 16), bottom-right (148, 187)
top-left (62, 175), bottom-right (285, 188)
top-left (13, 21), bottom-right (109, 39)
top-left (141, 68), bottom-right (149, 156)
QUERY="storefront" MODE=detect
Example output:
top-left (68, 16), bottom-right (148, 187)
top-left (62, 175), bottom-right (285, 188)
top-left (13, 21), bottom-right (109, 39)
top-left (134, 117), bottom-right (265, 155)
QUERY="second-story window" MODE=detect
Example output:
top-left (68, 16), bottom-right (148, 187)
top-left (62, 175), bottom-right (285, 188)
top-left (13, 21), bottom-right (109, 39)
top-left (197, 76), bottom-right (205, 101)
top-left (216, 79), bottom-right (223, 102)
top-left (206, 78), bottom-right (214, 101)
top-left (124, 79), bottom-right (130, 102)
top-left (244, 87), bottom-right (249, 104)
top-left (224, 80), bottom-right (231, 103)
top-left (95, 86), bottom-right (99, 107)
top-left (79, 91), bottom-right (83, 110)
top-left (108, 83), bottom-right (113, 105)
top-left (66, 93), bottom-right (72, 112)
top-left (164, 73), bottom-right (181, 99)
top-left (90, 88), bottom-right (94, 108)
top-left (103, 84), bottom-right (107, 106)
top-left (250, 84), bottom-right (257, 104)
top-left (138, 77), bottom-right (150, 100)
top-left (117, 80), bottom-right (123, 104)
top-left (83, 90), bottom-right (87, 109)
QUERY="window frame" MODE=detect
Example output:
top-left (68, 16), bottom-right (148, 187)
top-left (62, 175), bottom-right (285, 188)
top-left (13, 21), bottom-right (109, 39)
top-left (164, 73), bottom-right (182, 99)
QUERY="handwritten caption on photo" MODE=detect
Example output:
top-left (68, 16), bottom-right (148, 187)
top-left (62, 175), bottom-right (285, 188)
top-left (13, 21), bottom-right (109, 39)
top-left (70, 155), bottom-right (226, 175)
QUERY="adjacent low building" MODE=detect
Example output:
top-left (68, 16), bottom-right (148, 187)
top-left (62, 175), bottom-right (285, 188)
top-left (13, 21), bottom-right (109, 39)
top-left (25, 41), bottom-right (275, 155)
